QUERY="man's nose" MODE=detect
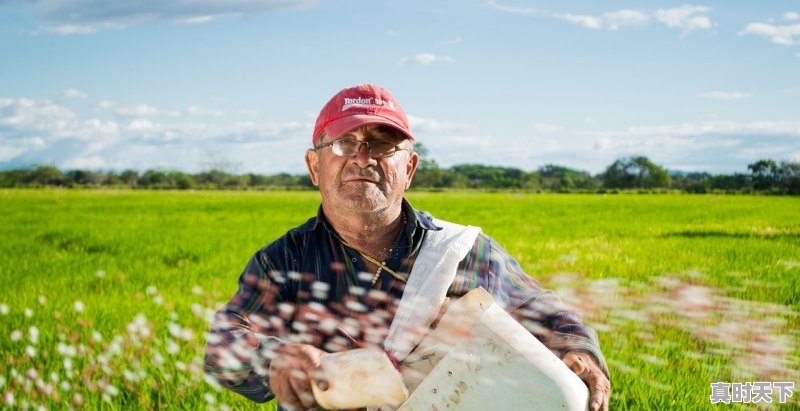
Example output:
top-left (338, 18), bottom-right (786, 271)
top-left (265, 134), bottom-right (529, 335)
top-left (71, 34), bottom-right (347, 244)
top-left (353, 142), bottom-right (377, 168)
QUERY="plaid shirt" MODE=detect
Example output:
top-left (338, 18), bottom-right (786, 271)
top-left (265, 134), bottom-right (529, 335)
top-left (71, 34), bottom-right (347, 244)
top-left (205, 199), bottom-right (609, 404)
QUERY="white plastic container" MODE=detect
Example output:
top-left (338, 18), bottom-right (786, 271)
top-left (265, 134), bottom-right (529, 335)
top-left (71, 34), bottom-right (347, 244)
top-left (397, 287), bottom-right (590, 411)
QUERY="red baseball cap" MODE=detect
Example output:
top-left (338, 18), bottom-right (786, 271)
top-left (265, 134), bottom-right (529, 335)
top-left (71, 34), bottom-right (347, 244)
top-left (312, 84), bottom-right (414, 146)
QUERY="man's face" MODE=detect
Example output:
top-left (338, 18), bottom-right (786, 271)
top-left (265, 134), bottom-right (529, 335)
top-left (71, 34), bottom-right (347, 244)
top-left (305, 125), bottom-right (419, 214)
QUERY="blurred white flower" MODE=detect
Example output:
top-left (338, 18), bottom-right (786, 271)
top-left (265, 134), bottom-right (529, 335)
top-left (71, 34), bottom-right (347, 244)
top-left (192, 285), bottom-right (203, 295)
top-left (203, 393), bottom-right (216, 404)
top-left (167, 322), bottom-right (195, 341)
top-left (28, 326), bottom-right (39, 344)
top-left (146, 286), bottom-right (158, 295)
top-left (10, 330), bottom-right (22, 342)
top-left (108, 341), bottom-right (122, 356)
top-left (72, 393), bottom-right (84, 406)
top-left (191, 303), bottom-right (203, 317)
top-left (63, 358), bottom-right (73, 371)
top-left (60, 381), bottom-right (71, 392)
top-left (74, 301), bottom-right (85, 313)
top-left (0, 304), bottom-right (8, 315)
top-left (4, 392), bottom-right (14, 406)
top-left (92, 331), bottom-right (103, 342)
top-left (38, 295), bottom-right (47, 305)
top-left (123, 370), bottom-right (139, 382)
top-left (24, 368), bottom-right (39, 381)
top-left (24, 308), bottom-right (33, 318)
top-left (153, 295), bottom-right (164, 305)
top-left (106, 384), bottom-right (119, 396)
top-left (25, 346), bottom-right (36, 358)
top-left (166, 338), bottom-right (180, 355)
top-left (95, 270), bottom-right (106, 278)
top-left (57, 343), bottom-right (77, 357)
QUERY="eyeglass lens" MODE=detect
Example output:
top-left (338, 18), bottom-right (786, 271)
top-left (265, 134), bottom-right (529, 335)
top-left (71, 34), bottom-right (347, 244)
top-left (333, 140), bottom-right (396, 157)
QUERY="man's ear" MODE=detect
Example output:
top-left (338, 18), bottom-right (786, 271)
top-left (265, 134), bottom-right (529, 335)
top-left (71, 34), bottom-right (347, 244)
top-left (305, 149), bottom-right (320, 186)
top-left (405, 150), bottom-right (419, 189)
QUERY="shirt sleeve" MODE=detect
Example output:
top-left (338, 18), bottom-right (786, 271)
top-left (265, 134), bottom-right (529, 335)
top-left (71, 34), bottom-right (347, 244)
top-left (451, 233), bottom-right (610, 380)
top-left (203, 250), bottom-right (292, 403)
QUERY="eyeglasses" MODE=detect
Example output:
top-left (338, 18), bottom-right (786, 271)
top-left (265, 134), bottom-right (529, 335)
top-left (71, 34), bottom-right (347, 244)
top-left (314, 139), bottom-right (410, 158)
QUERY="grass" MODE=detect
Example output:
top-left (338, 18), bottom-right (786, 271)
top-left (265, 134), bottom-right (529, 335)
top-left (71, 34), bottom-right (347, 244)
top-left (1, 189), bottom-right (798, 409)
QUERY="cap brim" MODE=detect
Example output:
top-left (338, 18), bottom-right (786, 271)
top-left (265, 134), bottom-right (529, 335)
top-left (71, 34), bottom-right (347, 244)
top-left (324, 114), bottom-right (414, 142)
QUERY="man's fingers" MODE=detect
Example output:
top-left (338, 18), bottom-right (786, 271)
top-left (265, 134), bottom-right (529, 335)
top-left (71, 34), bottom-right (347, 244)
top-left (589, 387), bottom-right (605, 411)
top-left (562, 352), bottom-right (589, 376)
top-left (288, 368), bottom-right (317, 409)
top-left (587, 371), bottom-right (611, 411)
top-left (271, 370), bottom-right (303, 410)
top-left (561, 351), bottom-right (610, 411)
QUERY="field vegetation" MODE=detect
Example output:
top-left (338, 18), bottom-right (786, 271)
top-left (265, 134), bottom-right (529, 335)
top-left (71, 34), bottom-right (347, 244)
top-left (0, 189), bottom-right (798, 409)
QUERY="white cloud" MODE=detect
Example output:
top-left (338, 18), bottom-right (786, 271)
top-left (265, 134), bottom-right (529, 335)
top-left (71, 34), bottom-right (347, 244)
top-left (58, 88), bottom-right (88, 99)
top-left (62, 155), bottom-right (107, 169)
top-left (493, 3), bottom-right (713, 34)
top-left (438, 36), bottom-right (462, 46)
top-left (654, 5), bottom-right (713, 33)
top-left (740, 20), bottom-right (800, 46)
top-left (398, 53), bottom-right (455, 66)
top-left (420, 120), bottom-right (800, 174)
top-left (486, 0), bottom-right (537, 16)
top-left (584, 117), bottom-right (597, 126)
top-left (174, 16), bottom-right (216, 25)
top-left (0, 95), bottom-right (313, 173)
top-left (696, 91), bottom-right (752, 100)
top-left (784, 12), bottom-right (800, 21)
top-left (95, 100), bottom-right (115, 110)
top-left (531, 123), bottom-right (564, 133)
top-left (556, 9), bottom-right (650, 31)
top-left (186, 105), bottom-right (225, 118)
top-left (127, 119), bottom-right (155, 131)
top-left (407, 115), bottom-right (476, 134)
top-left (386, 29), bottom-right (397, 37)
top-left (113, 104), bottom-right (158, 118)
top-left (25, 0), bottom-right (321, 35)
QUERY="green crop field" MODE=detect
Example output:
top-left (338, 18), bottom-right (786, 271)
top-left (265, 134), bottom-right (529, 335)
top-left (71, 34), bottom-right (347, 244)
top-left (1, 189), bottom-right (798, 409)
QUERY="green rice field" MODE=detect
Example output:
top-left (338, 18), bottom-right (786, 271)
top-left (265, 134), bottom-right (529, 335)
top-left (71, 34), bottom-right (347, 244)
top-left (1, 189), bottom-right (798, 409)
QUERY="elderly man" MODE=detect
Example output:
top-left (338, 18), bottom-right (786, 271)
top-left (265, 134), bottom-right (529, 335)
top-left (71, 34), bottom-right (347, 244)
top-left (205, 84), bottom-right (611, 410)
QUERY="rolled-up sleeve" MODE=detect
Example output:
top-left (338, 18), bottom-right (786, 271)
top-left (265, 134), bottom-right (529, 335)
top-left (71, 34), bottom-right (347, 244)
top-left (204, 252), bottom-right (290, 403)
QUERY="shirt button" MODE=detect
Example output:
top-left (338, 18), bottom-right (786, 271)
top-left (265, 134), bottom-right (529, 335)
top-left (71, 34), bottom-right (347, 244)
top-left (351, 258), bottom-right (357, 262)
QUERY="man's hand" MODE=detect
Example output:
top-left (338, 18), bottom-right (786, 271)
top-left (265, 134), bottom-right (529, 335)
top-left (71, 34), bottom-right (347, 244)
top-left (268, 343), bottom-right (328, 410)
top-left (562, 351), bottom-right (610, 411)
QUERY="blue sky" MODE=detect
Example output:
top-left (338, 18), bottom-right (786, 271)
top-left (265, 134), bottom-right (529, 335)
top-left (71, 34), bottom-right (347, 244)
top-left (1, 0), bottom-right (798, 175)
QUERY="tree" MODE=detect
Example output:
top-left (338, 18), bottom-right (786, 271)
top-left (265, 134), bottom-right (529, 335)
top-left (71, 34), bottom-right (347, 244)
top-left (28, 165), bottom-right (66, 186)
top-left (410, 142), bottom-right (446, 188)
top-left (602, 156), bottom-right (671, 189)
top-left (778, 161), bottom-right (800, 194)
top-left (120, 170), bottom-right (140, 187)
top-left (537, 164), bottom-right (597, 190)
top-left (748, 159), bottom-right (779, 191)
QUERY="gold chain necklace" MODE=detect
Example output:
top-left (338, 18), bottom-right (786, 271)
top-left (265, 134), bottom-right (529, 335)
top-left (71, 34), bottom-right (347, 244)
top-left (341, 213), bottom-right (408, 286)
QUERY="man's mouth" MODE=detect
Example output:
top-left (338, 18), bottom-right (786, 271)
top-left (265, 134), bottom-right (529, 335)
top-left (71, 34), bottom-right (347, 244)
top-left (344, 178), bottom-right (379, 184)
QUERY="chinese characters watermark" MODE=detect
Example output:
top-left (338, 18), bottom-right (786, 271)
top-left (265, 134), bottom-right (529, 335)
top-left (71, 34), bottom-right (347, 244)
top-left (710, 382), bottom-right (794, 404)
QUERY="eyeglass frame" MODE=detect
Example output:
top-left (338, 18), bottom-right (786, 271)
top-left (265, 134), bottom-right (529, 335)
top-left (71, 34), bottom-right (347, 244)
top-left (314, 138), bottom-right (412, 159)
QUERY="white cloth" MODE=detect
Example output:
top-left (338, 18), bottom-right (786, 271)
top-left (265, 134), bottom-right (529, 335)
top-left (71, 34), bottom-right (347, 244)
top-left (384, 218), bottom-right (481, 361)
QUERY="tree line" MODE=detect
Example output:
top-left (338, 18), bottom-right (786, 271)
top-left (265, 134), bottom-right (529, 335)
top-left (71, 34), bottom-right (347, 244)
top-left (1, 145), bottom-right (798, 194)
